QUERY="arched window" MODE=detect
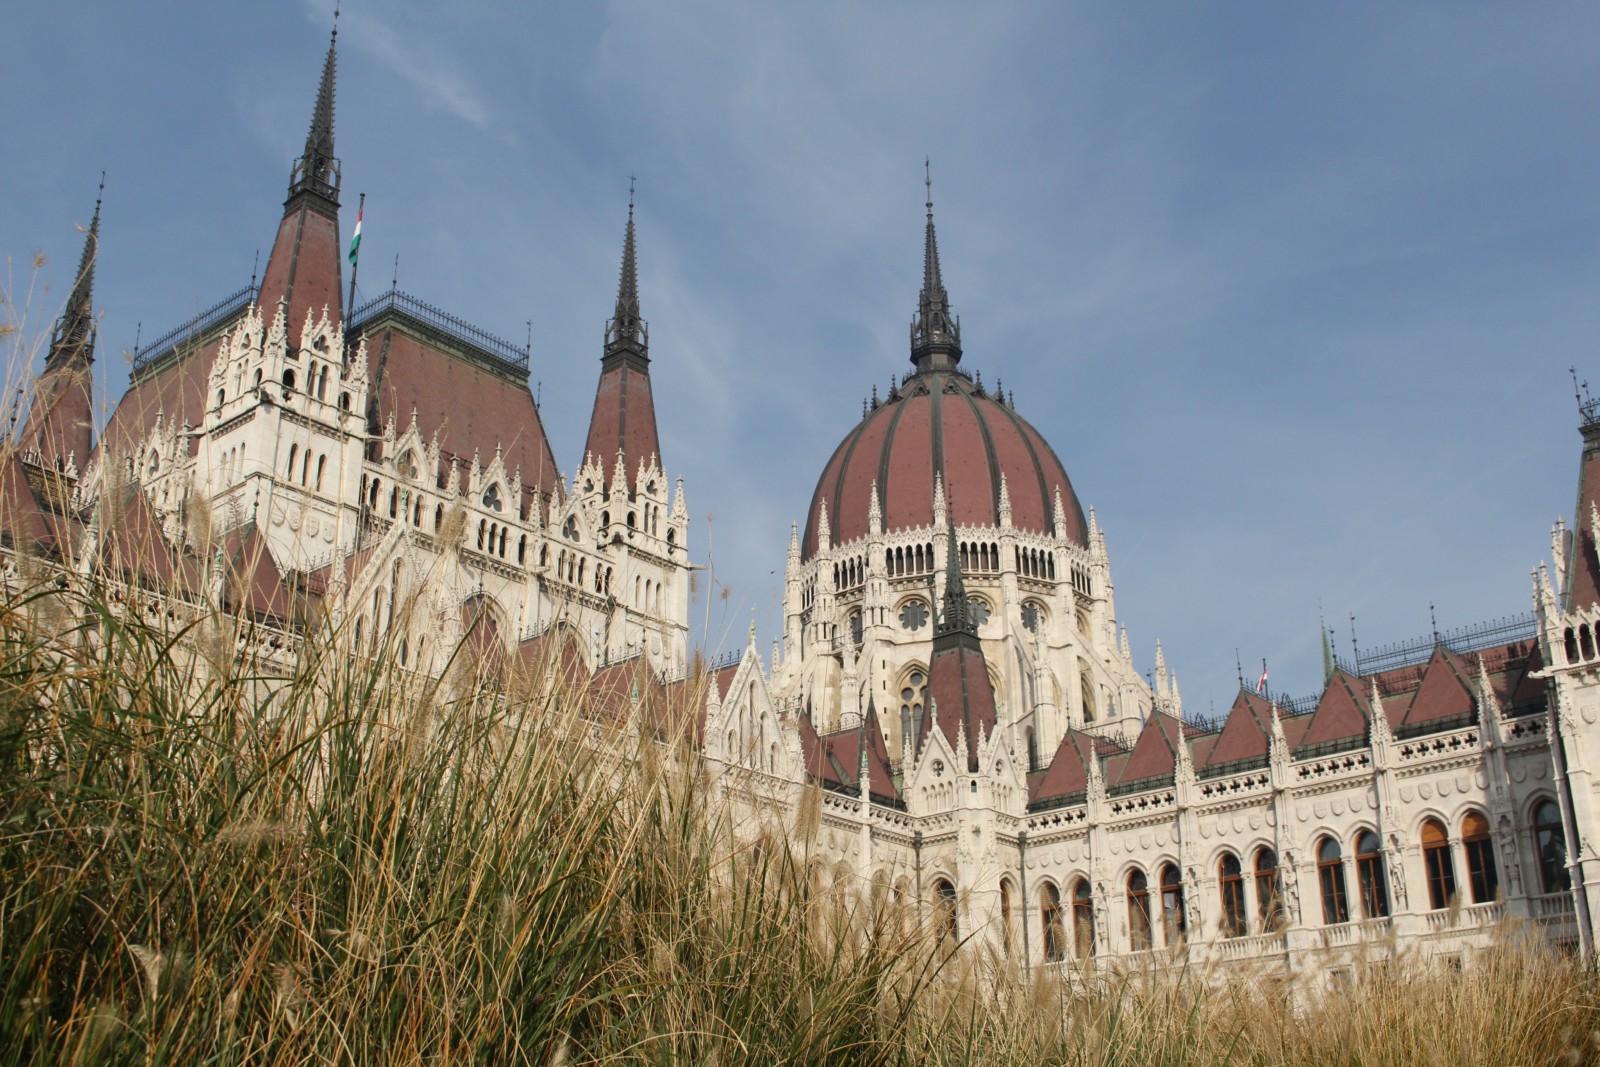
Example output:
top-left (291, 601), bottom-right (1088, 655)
top-left (477, 520), bottom-right (486, 551)
top-left (1535, 800), bottom-right (1571, 893)
top-left (1025, 727), bottom-right (1038, 772)
top-left (1127, 869), bottom-right (1152, 950)
top-left (1584, 625), bottom-right (1597, 661)
top-left (1254, 848), bottom-right (1283, 931)
top-left (1422, 818), bottom-right (1456, 910)
top-left (286, 443), bottom-right (298, 479)
top-left (1317, 836), bottom-right (1349, 924)
top-left (934, 878), bottom-right (958, 944)
top-left (216, 388), bottom-right (225, 409)
top-left (434, 504), bottom-right (443, 531)
top-left (300, 449), bottom-right (311, 485)
top-left (1462, 811), bottom-right (1498, 904)
top-left (898, 669), bottom-right (927, 753)
top-left (315, 454), bottom-right (326, 492)
top-left (1041, 882), bottom-right (1065, 962)
top-left (282, 368), bottom-right (296, 391)
top-left (1219, 853), bottom-right (1247, 937)
top-left (518, 535), bottom-right (527, 565)
top-left (1356, 830), bottom-right (1390, 919)
top-left (1071, 878), bottom-right (1094, 958)
top-left (1159, 863), bottom-right (1186, 944)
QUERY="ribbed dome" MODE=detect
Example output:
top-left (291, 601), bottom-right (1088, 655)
top-left (802, 368), bottom-right (1088, 559)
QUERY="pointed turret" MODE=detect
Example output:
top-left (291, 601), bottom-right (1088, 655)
top-left (583, 194), bottom-right (662, 494)
top-left (921, 516), bottom-right (997, 772)
top-left (256, 22), bottom-right (344, 344)
top-left (909, 162), bottom-right (961, 371)
top-left (21, 181), bottom-right (102, 468)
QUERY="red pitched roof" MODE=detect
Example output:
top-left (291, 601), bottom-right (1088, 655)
top-left (1117, 711), bottom-right (1186, 784)
top-left (1300, 669), bottom-right (1372, 748)
top-left (1203, 689), bottom-right (1275, 769)
top-left (583, 358), bottom-right (661, 493)
top-left (924, 639), bottom-right (998, 773)
top-left (21, 361), bottom-right (94, 470)
top-left (1565, 437), bottom-right (1600, 613)
top-left (1031, 729), bottom-right (1094, 803)
top-left (1399, 645), bottom-right (1476, 729)
top-left (221, 525), bottom-right (292, 621)
top-left (0, 453), bottom-right (58, 552)
top-left (364, 325), bottom-right (561, 512)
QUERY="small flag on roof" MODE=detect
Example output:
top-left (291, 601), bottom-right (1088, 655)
top-left (348, 203), bottom-right (363, 266)
top-left (1257, 661), bottom-right (1269, 695)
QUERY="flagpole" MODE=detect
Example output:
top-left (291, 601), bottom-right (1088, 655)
top-left (345, 191), bottom-right (365, 347)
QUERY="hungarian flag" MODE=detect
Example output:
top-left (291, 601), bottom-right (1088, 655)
top-left (348, 204), bottom-right (363, 265)
top-left (1256, 663), bottom-right (1269, 695)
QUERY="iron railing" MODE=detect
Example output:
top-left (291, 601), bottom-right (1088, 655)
top-left (350, 288), bottom-right (529, 377)
top-left (132, 285), bottom-right (258, 373)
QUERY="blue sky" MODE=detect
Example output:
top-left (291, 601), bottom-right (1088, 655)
top-left (4, 2), bottom-right (1596, 712)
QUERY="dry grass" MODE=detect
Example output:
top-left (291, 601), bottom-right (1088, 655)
top-left (0, 564), bottom-right (1598, 1065)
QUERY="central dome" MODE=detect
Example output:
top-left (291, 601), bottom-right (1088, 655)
top-left (802, 368), bottom-right (1088, 559)
top-left (802, 187), bottom-right (1087, 560)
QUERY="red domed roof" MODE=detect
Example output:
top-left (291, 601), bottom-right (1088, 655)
top-left (803, 369), bottom-right (1088, 559)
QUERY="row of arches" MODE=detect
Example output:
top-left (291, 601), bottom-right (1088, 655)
top-left (958, 541), bottom-right (1001, 573)
top-left (833, 554), bottom-right (867, 591)
top-left (886, 542), bottom-right (937, 578)
top-left (216, 442), bottom-right (246, 484)
top-left (285, 443), bottom-right (328, 494)
top-left (1016, 545), bottom-right (1056, 580)
top-left (1563, 622), bottom-right (1596, 665)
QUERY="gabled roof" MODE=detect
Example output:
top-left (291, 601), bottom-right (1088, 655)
top-left (1398, 644), bottom-right (1477, 729)
top-left (1030, 729), bottom-right (1094, 803)
top-left (1299, 669), bottom-right (1372, 748)
top-left (220, 525), bottom-right (291, 621)
top-left (0, 452), bottom-right (59, 553)
top-left (97, 484), bottom-right (193, 592)
top-left (924, 639), bottom-right (998, 773)
top-left (1116, 710), bottom-right (1187, 785)
top-left (1202, 689), bottom-right (1274, 770)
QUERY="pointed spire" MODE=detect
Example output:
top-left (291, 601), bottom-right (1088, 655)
top-left (909, 159), bottom-right (961, 370)
top-left (997, 472), bottom-right (1012, 528)
top-left (816, 499), bottom-right (831, 553)
top-left (47, 176), bottom-right (102, 371)
top-left (290, 16), bottom-right (340, 202)
top-left (936, 515), bottom-right (972, 637)
top-left (605, 180), bottom-right (647, 357)
top-left (868, 478), bottom-right (883, 536)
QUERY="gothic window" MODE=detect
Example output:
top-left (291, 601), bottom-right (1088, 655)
top-left (398, 451), bottom-right (418, 480)
top-left (898, 599), bottom-right (929, 631)
top-left (434, 504), bottom-right (443, 531)
top-left (898, 669), bottom-right (927, 747)
top-left (282, 368), bottom-right (296, 392)
top-left (1422, 818), bottom-right (1456, 909)
top-left (1080, 668), bottom-right (1097, 723)
top-left (477, 520), bottom-right (486, 551)
top-left (1535, 800), bottom-right (1571, 893)
top-left (1022, 601), bottom-right (1043, 634)
top-left (389, 487), bottom-right (398, 518)
top-left (966, 595), bottom-right (991, 627)
top-left (518, 535), bottom-right (527, 565)
top-left (1318, 836), bottom-right (1350, 924)
top-left (1255, 848), bottom-right (1284, 931)
top-left (1219, 853), bottom-right (1247, 937)
top-left (934, 878), bottom-right (958, 944)
top-left (339, 391), bottom-right (349, 411)
top-left (1127, 868), bottom-right (1152, 950)
top-left (482, 483), bottom-right (502, 512)
top-left (1159, 863), bottom-right (1186, 944)
top-left (1071, 878), bottom-right (1094, 958)
top-left (315, 455), bottom-right (326, 492)
top-left (301, 450), bottom-right (311, 485)
top-left (316, 365), bottom-right (329, 401)
top-left (849, 611), bottom-right (864, 646)
top-left (1025, 727), bottom-right (1037, 772)
top-left (216, 388), bottom-right (225, 409)
top-left (1355, 830), bottom-right (1390, 919)
top-left (1462, 811), bottom-right (1498, 904)
top-left (563, 516), bottom-right (578, 541)
top-left (1041, 882), bottom-right (1065, 962)
top-left (286, 444), bottom-right (298, 479)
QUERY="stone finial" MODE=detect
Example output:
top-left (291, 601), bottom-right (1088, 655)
top-left (1553, 516), bottom-right (1568, 591)
top-left (998, 473), bottom-right (1012, 528)
top-left (933, 470), bottom-right (947, 527)
top-left (1053, 486), bottom-right (1067, 541)
top-left (868, 478), bottom-right (882, 536)
top-left (816, 500), bottom-right (831, 553)
top-left (673, 477), bottom-right (686, 518)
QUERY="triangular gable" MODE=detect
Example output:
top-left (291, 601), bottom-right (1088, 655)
top-left (1279, 711), bottom-right (1315, 750)
top-left (1203, 689), bottom-right (1273, 769)
top-left (0, 452), bottom-right (57, 552)
top-left (1299, 669), bottom-right (1371, 748)
top-left (860, 702), bottom-right (899, 802)
top-left (98, 485), bottom-right (186, 592)
top-left (925, 641), bottom-right (998, 772)
top-left (1117, 710), bottom-right (1184, 785)
top-left (223, 525), bottom-right (292, 621)
top-left (1401, 645), bottom-right (1477, 729)
top-left (1031, 729), bottom-right (1091, 803)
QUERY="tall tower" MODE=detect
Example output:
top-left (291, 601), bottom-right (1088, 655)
top-left (257, 21), bottom-right (345, 336)
top-left (21, 181), bottom-right (102, 472)
top-left (583, 194), bottom-right (662, 493)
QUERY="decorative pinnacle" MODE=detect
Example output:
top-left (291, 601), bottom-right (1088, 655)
top-left (910, 158), bottom-right (961, 369)
top-left (48, 175), bottom-right (103, 368)
top-left (936, 509), bottom-right (973, 637)
top-left (606, 187), bottom-right (646, 354)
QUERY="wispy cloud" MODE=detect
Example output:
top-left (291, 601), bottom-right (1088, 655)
top-left (339, 8), bottom-right (491, 130)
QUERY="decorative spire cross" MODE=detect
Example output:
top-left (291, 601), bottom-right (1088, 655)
top-left (605, 182), bottom-right (647, 357)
